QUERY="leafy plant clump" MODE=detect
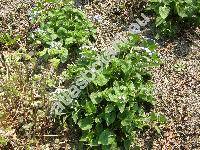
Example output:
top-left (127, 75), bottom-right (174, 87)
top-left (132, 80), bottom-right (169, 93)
top-left (52, 34), bottom-right (166, 149)
top-left (0, 33), bottom-right (20, 46)
top-left (148, 0), bottom-right (200, 37)
top-left (30, 2), bottom-right (95, 67)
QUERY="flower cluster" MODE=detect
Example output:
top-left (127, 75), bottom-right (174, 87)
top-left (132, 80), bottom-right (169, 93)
top-left (140, 47), bottom-right (155, 56)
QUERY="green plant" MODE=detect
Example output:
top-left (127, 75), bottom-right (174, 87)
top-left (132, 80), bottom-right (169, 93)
top-left (0, 13), bottom-right (20, 48)
top-left (52, 34), bottom-right (166, 149)
top-left (0, 33), bottom-right (20, 46)
top-left (147, 0), bottom-right (200, 37)
top-left (173, 61), bottom-right (186, 73)
top-left (30, 2), bottom-right (95, 67)
top-left (0, 136), bottom-right (7, 146)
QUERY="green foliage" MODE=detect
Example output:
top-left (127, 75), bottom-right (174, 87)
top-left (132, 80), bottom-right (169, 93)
top-left (173, 61), bottom-right (186, 73)
top-left (148, 0), bottom-right (200, 37)
top-left (30, 2), bottom-right (95, 67)
top-left (0, 33), bottom-right (20, 46)
top-left (52, 34), bottom-right (166, 149)
top-left (0, 136), bottom-right (8, 146)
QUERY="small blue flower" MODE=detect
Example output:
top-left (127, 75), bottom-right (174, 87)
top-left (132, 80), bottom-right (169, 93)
top-left (31, 3), bottom-right (36, 8)
top-left (93, 14), bottom-right (102, 22)
top-left (140, 47), bottom-right (154, 56)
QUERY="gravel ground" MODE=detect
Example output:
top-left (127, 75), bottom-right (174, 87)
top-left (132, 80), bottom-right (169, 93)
top-left (150, 31), bottom-right (200, 149)
top-left (0, 0), bottom-right (32, 46)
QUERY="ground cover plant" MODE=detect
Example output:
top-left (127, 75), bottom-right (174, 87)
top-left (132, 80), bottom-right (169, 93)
top-left (147, 0), bottom-right (200, 37)
top-left (52, 34), bottom-right (166, 149)
top-left (30, 1), bottom-right (95, 68)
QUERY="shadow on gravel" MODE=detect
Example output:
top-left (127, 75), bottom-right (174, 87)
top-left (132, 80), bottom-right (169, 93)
top-left (172, 39), bottom-right (191, 58)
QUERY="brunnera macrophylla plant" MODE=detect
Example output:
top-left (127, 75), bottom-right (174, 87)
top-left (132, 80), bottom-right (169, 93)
top-left (29, 2), bottom-right (95, 68)
top-left (147, 0), bottom-right (200, 37)
top-left (52, 34), bottom-right (166, 149)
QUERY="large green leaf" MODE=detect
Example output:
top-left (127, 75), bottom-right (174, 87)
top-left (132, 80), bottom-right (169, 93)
top-left (159, 5), bottom-right (170, 19)
top-left (105, 104), bottom-right (115, 113)
top-left (78, 117), bottom-right (93, 130)
top-left (90, 92), bottom-right (102, 104)
top-left (98, 129), bottom-right (116, 145)
top-left (103, 111), bottom-right (116, 126)
top-left (72, 109), bottom-right (79, 123)
top-left (117, 102), bottom-right (126, 113)
top-left (156, 17), bottom-right (165, 27)
top-left (57, 27), bottom-right (68, 35)
top-left (150, 112), bottom-right (167, 124)
top-left (60, 48), bottom-right (68, 63)
top-left (65, 37), bottom-right (74, 45)
top-left (185, 0), bottom-right (193, 4)
top-left (93, 73), bottom-right (108, 86)
top-left (80, 131), bottom-right (94, 142)
top-left (176, 4), bottom-right (188, 18)
top-left (49, 58), bottom-right (60, 68)
top-left (85, 101), bottom-right (96, 115)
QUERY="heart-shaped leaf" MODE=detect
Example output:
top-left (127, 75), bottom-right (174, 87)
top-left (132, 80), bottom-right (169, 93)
top-left (98, 129), bottom-right (116, 145)
top-left (159, 5), bottom-right (170, 19)
top-left (78, 117), bottom-right (93, 130)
